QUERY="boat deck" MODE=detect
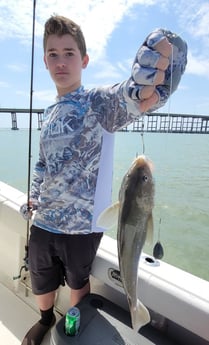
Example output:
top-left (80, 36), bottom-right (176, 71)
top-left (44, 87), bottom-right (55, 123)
top-left (0, 283), bottom-right (55, 345)
top-left (0, 282), bottom-right (191, 345)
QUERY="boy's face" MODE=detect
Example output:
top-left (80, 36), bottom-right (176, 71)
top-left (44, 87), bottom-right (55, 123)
top-left (44, 34), bottom-right (89, 96)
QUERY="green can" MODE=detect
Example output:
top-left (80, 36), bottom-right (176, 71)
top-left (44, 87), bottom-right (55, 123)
top-left (65, 307), bottom-right (80, 336)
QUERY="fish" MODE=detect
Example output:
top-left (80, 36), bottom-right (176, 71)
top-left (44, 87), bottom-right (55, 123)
top-left (97, 155), bottom-right (155, 331)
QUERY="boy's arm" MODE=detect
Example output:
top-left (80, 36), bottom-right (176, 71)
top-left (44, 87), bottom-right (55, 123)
top-left (94, 28), bottom-right (187, 132)
top-left (30, 157), bottom-right (45, 201)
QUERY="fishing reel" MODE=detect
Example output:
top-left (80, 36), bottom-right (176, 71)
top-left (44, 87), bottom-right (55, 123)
top-left (13, 245), bottom-right (29, 280)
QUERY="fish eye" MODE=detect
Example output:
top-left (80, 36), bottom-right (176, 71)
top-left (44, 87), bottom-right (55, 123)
top-left (142, 175), bottom-right (148, 182)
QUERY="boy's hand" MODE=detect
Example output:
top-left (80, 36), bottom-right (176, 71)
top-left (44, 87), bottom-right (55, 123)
top-left (139, 92), bottom-right (159, 113)
top-left (20, 203), bottom-right (33, 220)
top-left (129, 28), bottom-right (187, 113)
top-left (20, 200), bottom-right (38, 220)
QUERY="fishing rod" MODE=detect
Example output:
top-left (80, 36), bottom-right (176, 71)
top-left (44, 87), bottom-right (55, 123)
top-left (26, 0), bottom-right (36, 250)
top-left (14, 0), bottom-right (36, 280)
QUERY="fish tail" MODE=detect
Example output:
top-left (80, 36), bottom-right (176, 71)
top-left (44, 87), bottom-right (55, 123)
top-left (131, 299), bottom-right (150, 331)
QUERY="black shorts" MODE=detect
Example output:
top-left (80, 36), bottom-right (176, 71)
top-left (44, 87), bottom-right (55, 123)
top-left (28, 225), bottom-right (103, 295)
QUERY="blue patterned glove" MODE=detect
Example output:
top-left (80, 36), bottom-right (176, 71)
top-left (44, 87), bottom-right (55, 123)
top-left (129, 28), bottom-right (187, 110)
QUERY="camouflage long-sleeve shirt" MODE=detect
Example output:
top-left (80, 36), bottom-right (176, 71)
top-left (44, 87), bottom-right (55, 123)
top-left (31, 82), bottom-right (145, 234)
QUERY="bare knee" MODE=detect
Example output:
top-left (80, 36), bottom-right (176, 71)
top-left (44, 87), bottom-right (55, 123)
top-left (70, 281), bottom-right (90, 306)
top-left (35, 290), bottom-right (56, 311)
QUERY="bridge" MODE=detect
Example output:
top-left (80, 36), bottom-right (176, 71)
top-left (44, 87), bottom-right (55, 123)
top-left (124, 112), bottom-right (209, 134)
top-left (0, 108), bottom-right (209, 133)
top-left (0, 108), bottom-right (44, 130)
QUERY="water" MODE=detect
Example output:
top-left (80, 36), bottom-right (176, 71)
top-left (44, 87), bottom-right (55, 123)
top-left (0, 129), bottom-right (209, 281)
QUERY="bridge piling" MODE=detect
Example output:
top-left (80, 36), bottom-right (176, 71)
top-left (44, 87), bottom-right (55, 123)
top-left (11, 112), bottom-right (19, 130)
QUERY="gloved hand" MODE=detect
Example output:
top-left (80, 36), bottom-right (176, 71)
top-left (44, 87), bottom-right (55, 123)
top-left (19, 200), bottom-right (38, 221)
top-left (129, 28), bottom-right (187, 111)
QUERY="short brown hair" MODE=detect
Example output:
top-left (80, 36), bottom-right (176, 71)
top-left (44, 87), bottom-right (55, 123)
top-left (43, 15), bottom-right (87, 57)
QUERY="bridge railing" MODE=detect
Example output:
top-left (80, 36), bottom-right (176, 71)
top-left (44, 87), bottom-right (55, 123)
top-left (0, 108), bottom-right (209, 133)
top-left (121, 112), bottom-right (209, 134)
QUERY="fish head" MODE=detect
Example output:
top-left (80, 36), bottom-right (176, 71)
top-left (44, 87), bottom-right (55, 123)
top-left (119, 155), bottom-right (155, 217)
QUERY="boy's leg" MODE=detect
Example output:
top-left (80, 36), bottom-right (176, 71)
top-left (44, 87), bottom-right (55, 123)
top-left (21, 292), bottom-right (56, 345)
top-left (70, 281), bottom-right (90, 306)
top-left (21, 227), bottom-right (62, 345)
top-left (36, 290), bottom-right (56, 311)
top-left (63, 232), bottom-right (103, 306)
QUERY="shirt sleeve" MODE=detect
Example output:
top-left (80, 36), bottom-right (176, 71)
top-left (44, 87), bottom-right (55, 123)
top-left (89, 81), bottom-right (142, 133)
top-left (30, 146), bottom-right (46, 201)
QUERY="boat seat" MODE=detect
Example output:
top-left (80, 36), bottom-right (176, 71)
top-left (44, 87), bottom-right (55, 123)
top-left (51, 293), bottom-right (177, 345)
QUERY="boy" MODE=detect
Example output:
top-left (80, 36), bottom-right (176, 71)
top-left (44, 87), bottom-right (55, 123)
top-left (20, 15), bottom-right (187, 345)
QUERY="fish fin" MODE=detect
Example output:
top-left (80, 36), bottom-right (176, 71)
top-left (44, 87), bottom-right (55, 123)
top-left (96, 202), bottom-right (119, 229)
top-left (145, 213), bottom-right (154, 244)
top-left (131, 299), bottom-right (150, 331)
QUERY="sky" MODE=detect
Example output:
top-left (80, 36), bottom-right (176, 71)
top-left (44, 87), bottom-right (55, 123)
top-left (0, 0), bottom-right (209, 128)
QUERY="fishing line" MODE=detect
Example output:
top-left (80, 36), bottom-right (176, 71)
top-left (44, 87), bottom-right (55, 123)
top-left (153, 218), bottom-right (164, 259)
top-left (152, 44), bottom-right (174, 260)
top-left (166, 44), bottom-right (174, 132)
top-left (139, 42), bottom-right (174, 153)
top-left (153, 6), bottom-right (202, 259)
top-left (140, 117), bottom-right (145, 154)
top-left (153, 6), bottom-right (199, 257)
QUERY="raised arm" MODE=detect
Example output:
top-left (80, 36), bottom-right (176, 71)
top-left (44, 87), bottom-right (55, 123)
top-left (128, 28), bottom-right (187, 113)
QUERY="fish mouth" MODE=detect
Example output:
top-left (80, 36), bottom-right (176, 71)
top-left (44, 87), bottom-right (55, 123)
top-left (133, 155), bottom-right (154, 172)
top-left (134, 154), bottom-right (146, 165)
